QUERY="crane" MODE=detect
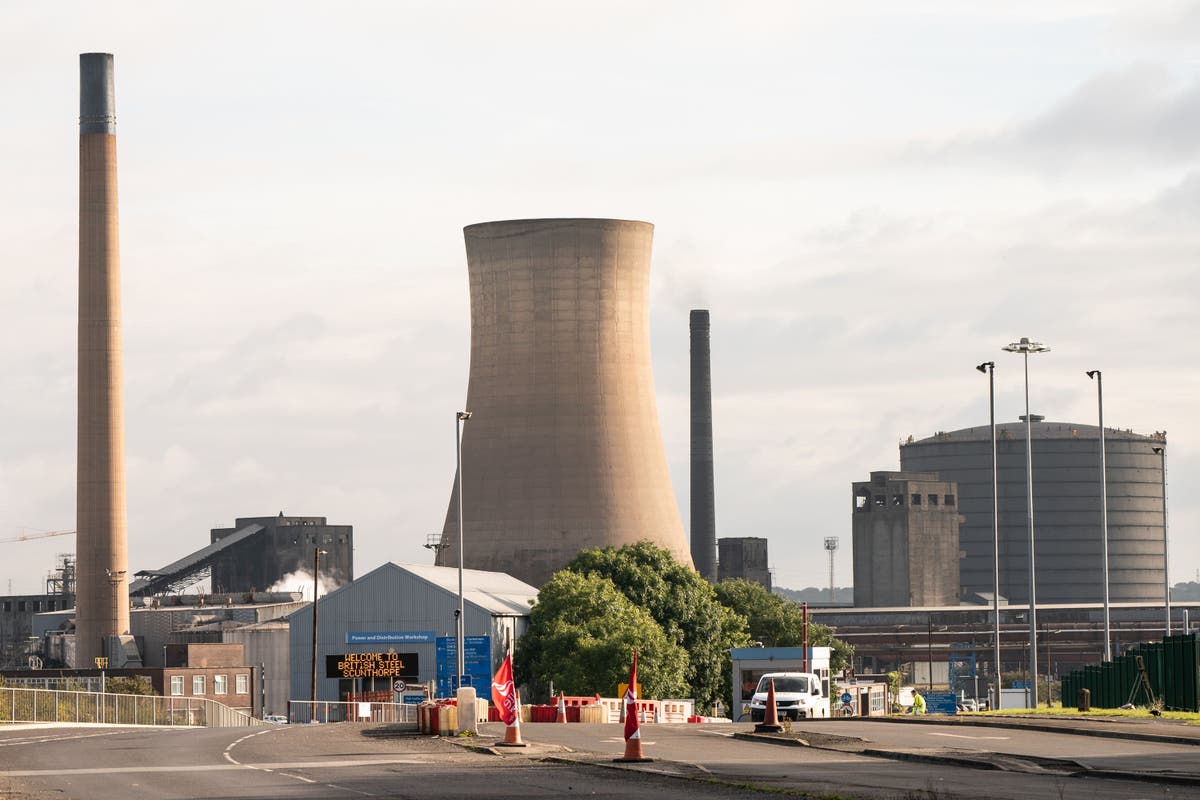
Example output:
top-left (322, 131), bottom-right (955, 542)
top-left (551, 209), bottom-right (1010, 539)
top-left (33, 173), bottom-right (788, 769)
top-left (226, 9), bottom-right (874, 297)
top-left (0, 529), bottom-right (76, 544)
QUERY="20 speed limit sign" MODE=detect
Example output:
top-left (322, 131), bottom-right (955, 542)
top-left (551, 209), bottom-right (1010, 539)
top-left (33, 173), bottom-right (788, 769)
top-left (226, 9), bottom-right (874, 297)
top-left (393, 680), bottom-right (407, 693)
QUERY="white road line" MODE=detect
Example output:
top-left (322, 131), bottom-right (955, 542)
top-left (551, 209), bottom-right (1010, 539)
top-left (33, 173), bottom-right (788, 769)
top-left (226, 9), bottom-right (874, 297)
top-left (699, 730), bottom-right (734, 737)
top-left (326, 783), bottom-right (376, 796)
top-left (927, 732), bottom-right (1010, 740)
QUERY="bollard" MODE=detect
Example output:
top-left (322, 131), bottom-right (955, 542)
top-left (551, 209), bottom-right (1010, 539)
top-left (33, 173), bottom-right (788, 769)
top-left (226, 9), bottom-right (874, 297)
top-left (1077, 687), bottom-right (1091, 712)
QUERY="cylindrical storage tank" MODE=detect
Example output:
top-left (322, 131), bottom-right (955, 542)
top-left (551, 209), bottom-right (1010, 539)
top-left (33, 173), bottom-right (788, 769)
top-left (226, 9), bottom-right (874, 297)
top-left (900, 421), bottom-right (1166, 605)
top-left (437, 219), bottom-right (692, 587)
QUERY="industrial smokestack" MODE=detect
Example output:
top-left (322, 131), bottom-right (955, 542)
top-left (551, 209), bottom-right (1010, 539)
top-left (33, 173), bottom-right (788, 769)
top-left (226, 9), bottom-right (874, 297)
top-left (75, 53), bottom-right (131, 664)
top-left (690, 310), bottom-right (717, 580)
top-left (436, 219), bottom-right (693, 586)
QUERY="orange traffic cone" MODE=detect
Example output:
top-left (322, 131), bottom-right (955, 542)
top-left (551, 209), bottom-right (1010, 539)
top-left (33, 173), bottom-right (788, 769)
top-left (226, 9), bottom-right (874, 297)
top-left (754, 678), bottom-right (784, 733)
top-left (555, 692), bottom-right (568, 723)
top-left (498, 719), bottom-right (527, 747)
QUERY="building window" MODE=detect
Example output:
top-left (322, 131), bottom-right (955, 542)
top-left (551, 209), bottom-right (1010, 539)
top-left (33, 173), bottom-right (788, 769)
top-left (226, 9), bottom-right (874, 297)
top-left (17, 601), bottom-right (25, 612)
top-left (193, 675), bottom-right (206, 695)
top-left (891, 494), bottom-right (904, 506)
top-left (945, 494), bottom-right (956, 506)
top-left (214, 675), bottom-right (227, 695)
top-left (854, 490), bottom-right (870, 511)
top-left (911, 494), bottom-right (921, 506)
top-left (236, 674), bottom-right (249, 694)
top-left (48, 601), bottom-right (56, 611)
top-left (928, 494), bottom-right (939, 506)
top-left (170, 676), bottom-right (184, 696)
top-left (32, 601), bottom-right (40, 612)
top-left (873, 495), bottom-right (886, 507)
top-left (2, 601), bottom-right (10, 612)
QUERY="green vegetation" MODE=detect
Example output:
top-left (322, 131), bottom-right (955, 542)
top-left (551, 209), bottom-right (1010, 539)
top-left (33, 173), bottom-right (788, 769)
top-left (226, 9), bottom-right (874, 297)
top-left (104, 675), bottom-right (158, 696)
top-left (978, 704), bottom-right (1200, 724)
top-left (514, 542), bottom-right (853, 713)
top-left (714, 579), bottom-right (852, 671)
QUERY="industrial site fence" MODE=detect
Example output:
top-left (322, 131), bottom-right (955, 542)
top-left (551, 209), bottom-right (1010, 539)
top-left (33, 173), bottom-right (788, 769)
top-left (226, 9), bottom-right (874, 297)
top-left (1061, 632), bottom-right (1200, 711)
top-left (288, 700), bottom-right (419, 724)
top-left (0, 687), bottom-right (266, 728)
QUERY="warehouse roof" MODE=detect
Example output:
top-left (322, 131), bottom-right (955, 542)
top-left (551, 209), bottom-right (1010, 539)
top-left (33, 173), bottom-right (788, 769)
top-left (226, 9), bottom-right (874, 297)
top-left (905, 420), bottom-right (1165, 445)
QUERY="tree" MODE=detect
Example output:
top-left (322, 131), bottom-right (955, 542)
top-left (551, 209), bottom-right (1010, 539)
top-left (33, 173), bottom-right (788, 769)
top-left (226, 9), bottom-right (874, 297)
top-left (104, 675), bottom-right (158, 696)
top-left (714, 578), bottom-right (853, 672)
top-left (567, 542), bottom-right (751, 712)
top-left (514, 570), bottom-right (688, 702)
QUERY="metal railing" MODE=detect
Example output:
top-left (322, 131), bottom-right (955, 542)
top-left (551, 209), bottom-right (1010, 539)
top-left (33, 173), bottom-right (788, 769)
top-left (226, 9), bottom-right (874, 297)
top-left (289, 700), bottom-right (418, 724)
top-left (0, 687), bottom-right (267, 728)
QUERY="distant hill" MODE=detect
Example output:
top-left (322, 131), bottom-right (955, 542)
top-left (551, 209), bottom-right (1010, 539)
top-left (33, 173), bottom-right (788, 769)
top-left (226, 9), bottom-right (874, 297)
top-left (774, 586), bottom-right (854, 605)
top-left (1171, 581), bottom-right (1200, 602)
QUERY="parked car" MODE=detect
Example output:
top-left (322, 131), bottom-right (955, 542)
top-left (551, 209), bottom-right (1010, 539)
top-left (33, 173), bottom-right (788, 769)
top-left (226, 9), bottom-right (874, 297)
top-left (264, 715), bottom-right (289, 725)
top-left (748, 672), bottom-right (829, 721)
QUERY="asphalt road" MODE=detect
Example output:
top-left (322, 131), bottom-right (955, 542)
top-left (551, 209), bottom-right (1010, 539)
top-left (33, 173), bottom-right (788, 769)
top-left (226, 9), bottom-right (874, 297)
top-left (1, 720), bottom-right (1197, 800)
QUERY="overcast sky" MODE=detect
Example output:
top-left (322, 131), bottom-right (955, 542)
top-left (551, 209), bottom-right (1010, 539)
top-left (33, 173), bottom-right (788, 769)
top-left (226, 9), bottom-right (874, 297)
top-left (1, 2), bottom-right (1198, 595)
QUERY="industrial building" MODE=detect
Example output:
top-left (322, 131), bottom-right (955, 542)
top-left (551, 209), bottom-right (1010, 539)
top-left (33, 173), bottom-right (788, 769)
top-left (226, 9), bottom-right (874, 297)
top-left (436, 219), bottom-right (692, 586)
top-left (209, 515), bottom-right (353, 593)
top-left (290, 563), bottom-right (536, 704)
top-left (900, 420), bottom-right (1167, 605)
top-left (852, 472), bottom-right (962, 607)
top-left (718, 537), bottom-right (771, 590)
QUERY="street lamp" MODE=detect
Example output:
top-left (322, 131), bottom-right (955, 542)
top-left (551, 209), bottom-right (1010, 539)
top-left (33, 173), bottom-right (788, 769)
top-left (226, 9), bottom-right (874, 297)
top-left (976, 360), bottom-right (1001, 710)
top-left (1002, 336), bottom-right (1049, 708)
top-left (310, 547), bottom-right (328, 707)
top-left (1153, 445), bottom-right (1170, 636)
top-left (1086, 370), bottom-right (1112, 661)
top-left (455, 410), bottom-right (472, 691)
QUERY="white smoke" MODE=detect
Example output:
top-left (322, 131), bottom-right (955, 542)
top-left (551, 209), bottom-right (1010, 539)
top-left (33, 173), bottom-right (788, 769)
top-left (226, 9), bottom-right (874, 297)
top-left (267, 569), bottom-right (340, 601)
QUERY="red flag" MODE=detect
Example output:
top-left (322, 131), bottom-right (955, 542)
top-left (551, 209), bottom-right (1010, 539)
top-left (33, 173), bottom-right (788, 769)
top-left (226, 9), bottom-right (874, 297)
top-left (491, 652), bottom-right (518, 726)
top-left (623, 650), bottom-right (640, 741)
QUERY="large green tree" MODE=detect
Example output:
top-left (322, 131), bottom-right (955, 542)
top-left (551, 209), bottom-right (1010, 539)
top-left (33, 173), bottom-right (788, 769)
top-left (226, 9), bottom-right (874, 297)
top-left (514, 570), bottom-right (688, 701)
top-left (714, 578), bottom-right (853, 671)
top-left (567, 542), bottom-right (751, 711)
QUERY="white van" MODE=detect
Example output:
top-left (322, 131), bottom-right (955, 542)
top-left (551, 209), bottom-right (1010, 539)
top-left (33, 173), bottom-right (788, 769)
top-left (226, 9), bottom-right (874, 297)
top-left (748, 672), bottom-right (829, 721)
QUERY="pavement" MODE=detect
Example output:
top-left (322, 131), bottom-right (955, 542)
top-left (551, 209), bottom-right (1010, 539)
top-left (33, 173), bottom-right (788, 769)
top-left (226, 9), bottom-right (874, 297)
top-left (459, 714), bottom-right (1200, 792)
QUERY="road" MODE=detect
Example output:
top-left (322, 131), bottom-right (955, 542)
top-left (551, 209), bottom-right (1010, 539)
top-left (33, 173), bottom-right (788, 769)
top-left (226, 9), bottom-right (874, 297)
top-left (0, 719), bottom-right (1196, 799)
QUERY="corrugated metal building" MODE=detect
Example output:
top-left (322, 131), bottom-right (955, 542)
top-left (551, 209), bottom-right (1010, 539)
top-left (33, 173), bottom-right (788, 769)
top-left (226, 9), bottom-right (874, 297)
top-left (289, 563), bottom-right (537, 703)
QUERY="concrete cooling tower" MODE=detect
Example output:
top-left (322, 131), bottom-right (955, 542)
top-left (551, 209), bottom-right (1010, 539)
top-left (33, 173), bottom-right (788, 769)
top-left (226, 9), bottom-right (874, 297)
top-left (436, 219), bottom-right (692, 587)
top-left (76, 53), bottom-right (132, 663)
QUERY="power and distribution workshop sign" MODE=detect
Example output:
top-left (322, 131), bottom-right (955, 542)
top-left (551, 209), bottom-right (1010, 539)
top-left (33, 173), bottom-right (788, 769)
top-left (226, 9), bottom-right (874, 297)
top-left (326, 652), bottom-right (419, 679)
top-left (346, 631), bottom-right (435, 644)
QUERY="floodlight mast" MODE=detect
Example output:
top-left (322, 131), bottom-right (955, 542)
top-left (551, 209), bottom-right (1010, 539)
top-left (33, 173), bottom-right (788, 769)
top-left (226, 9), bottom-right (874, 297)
top-left (1001, 338), bottom-right (1049, 708)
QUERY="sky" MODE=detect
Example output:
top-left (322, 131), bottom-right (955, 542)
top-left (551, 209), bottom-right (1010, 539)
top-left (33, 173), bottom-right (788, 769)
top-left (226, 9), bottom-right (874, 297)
top-left (1, 2), bottom-right (1199, 595)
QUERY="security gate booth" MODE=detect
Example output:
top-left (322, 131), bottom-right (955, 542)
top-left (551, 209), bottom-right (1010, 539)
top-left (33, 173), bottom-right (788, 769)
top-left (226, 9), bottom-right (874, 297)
top-left (730, 646), bottom-right (831, 721)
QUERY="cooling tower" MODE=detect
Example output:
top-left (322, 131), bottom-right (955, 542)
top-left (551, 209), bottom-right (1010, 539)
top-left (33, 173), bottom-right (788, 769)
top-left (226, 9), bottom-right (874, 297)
top-left (76, 53), bottom-right (131, 663)
top-left (689, 309), bottom-right (717, 581)
top-left (436, 219), bottom-right (692, 586)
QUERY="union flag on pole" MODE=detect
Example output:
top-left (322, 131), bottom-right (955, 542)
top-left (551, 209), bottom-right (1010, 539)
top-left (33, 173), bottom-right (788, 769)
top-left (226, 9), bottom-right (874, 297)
top-left (623, 650), bottom-right (640, 741)
top-left (491, 652), bottom-right (518, 726)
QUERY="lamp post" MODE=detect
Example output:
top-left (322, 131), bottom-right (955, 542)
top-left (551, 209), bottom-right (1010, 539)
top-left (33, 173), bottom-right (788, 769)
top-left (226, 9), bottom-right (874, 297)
top-left (1153, 445), bottom-right (1170, 636)
top-left (310, 547), bottom-right (328, 707)
top-left (455, 410), bottom-right (472, 691)
top-left (1002, 337), bottom-right (1049, 708)
top-left (1086, 370), bottom-right (1111, 661)
top-left (976, 361), bottom-right (1000, 710)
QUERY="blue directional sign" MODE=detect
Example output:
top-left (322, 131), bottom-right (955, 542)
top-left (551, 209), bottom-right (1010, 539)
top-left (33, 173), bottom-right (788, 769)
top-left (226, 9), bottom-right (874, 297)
top-left (923, 692), bottom-right (958, 714)
top-left (436, 636), bottom-right (491, 698)
top-left (347, 631), bottom-right (435, 644)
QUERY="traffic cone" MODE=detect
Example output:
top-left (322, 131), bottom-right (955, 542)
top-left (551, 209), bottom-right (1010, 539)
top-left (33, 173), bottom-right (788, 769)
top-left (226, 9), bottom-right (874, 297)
top-left (754, 679), bottom-right (784, 733)
top-left (496, 688), bottom-right (528, 748)
top-left (556, 692), bottom-right (568, 723)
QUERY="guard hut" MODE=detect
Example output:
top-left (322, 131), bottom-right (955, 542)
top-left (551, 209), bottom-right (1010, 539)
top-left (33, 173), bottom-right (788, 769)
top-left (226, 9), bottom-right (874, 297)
top-left (731, 646), bottom-right (831, 720)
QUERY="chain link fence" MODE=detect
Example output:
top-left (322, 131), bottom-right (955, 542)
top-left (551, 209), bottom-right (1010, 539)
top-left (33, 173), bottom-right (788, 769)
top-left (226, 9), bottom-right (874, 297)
top-left (0, 687), bottom-right (267, 727)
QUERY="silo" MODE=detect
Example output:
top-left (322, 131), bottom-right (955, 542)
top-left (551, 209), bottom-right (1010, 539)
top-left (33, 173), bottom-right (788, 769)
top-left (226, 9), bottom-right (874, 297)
top-left (436, 219), bottom-right (692, 586)
top-left (900, 421), bottom-right (1166, 605)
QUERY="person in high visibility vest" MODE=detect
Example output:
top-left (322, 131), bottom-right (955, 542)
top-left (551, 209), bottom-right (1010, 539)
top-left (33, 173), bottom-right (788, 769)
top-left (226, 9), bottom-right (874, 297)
top-left (912, 691), bottom-right (926, 715)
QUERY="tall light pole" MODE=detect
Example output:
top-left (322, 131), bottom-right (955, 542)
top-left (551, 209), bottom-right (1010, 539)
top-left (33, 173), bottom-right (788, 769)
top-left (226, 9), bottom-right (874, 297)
top-left (823, 537), bottom-right (839, 603)
top-left (1153, 445), bottom-right (1170, 636)
top-left (310, 547), bottom-right (328, 706)
top-left (1086, 370), bottom-right (1111, 661)
top-left (977, 361), bottom-right (1001, 710)
top-left (1002, 337), bottom-right (1049, 708)
top-left (455, 410), bottom-right (472, 691)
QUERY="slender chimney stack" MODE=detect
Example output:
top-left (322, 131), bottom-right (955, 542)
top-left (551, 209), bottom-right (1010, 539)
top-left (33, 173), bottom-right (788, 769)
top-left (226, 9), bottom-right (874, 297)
top-left (690, 309), bottom-right (717, 581)
top-left (75, 53), bottom-right (130, 664)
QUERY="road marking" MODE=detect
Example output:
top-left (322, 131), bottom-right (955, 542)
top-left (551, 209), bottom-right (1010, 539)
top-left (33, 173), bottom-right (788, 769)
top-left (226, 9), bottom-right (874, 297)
top-left (326, 783), bottom-right (376, 796)
top-left (3, 758), bottom-right (427, 777)
top-left (927, 732), bottom-right (1010, 740)
top-left (699, 730), bottom-right (734, 737)
top-left (223, 728), bottom-right (275, 765)
top-left (603, 737), bottom-right (656, 744)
